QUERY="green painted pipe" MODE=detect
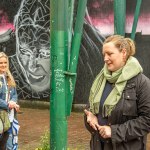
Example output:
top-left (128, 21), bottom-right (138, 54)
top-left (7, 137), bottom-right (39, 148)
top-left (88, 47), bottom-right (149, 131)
top-left (114, 0), bottom-right (126, 36)
top-left (50, 0), bottom-right (68, 149)
top-left (131, 0), bottom-right (142, 40)
top-left (66, 0), bottom-right (87, 116)
top-left (68, 0), bottom-right (75, 69)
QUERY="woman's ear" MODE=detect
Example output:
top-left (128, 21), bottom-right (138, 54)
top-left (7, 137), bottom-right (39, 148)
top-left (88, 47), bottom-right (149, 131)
top-left (122, 48), bottom-right (127, 62)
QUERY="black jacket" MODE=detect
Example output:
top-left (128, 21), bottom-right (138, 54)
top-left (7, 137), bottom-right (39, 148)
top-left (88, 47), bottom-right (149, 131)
top-left (85, 73), bottom-right (150, 150)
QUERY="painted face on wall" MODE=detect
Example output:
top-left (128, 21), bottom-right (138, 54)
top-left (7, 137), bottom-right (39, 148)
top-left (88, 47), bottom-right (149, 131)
top-left (103, 42), bottom-right (126, 72)
top-left (14, 0), bottom-right (50, 92)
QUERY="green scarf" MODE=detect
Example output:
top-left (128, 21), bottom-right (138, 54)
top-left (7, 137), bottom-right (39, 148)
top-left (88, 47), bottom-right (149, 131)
top-left (89, 56), bottom-right (143, 117)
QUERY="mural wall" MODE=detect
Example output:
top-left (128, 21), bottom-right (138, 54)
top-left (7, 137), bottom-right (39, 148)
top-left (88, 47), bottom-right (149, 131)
top-left (14, 0), bottom-right (50, 99)
top-left (0, 0), bottom-right (50, 100)
top-left (0, 0), bottom-right (150, 104)
top-left (74, 0), bottom-right (150, 104)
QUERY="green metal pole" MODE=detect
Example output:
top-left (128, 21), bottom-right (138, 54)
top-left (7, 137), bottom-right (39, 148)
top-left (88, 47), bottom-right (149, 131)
top-left (50, 0), bottom-right (68, 149)
top-left (65, 0), bottom-right (88, 116)
top-left (131, 0), bottom-right (142, 40)
top-left (68, 0), bottom-right (75, 69)
top-left (114, 0), bottom-right (126, 36)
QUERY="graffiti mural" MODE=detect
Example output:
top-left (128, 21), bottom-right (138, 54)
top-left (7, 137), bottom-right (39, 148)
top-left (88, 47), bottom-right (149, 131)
top-left (12, 0), bottom-right (102, 101)
top-left (74, 0), bottom-right (150, 104)
top-left (0, 0), bottom-right (50, 100)
top-left (0, 0), bottom-right (150, 104)
top-left (13, 0), bottom-right (50, 99)
top-left (0, 1), bottom-right (18, 55)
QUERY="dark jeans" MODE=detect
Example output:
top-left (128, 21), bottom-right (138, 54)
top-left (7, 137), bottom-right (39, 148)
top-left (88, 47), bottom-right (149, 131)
top-left (0, 131), bottom-right (9, 150)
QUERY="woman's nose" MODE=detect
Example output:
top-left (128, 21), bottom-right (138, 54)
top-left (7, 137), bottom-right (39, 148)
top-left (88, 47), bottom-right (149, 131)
top-left (2, 63), bottom-right (6, 66)
top-left (104, 55), bottom-right (109, 62)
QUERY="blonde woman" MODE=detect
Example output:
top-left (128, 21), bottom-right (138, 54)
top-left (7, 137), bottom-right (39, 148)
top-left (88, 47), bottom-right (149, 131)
top-left (84, 35), bottom-right (150, 150)
top-left (0, 52), bottom-right (19, 150)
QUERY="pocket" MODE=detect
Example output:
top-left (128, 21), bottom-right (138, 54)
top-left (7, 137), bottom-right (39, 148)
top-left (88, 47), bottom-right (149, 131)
top-left (0, 110), bottom-right (11, 133)
top-left (90, 132), bottom-right (102, 150)
top-left (123, 92), bottom-right (138, 116)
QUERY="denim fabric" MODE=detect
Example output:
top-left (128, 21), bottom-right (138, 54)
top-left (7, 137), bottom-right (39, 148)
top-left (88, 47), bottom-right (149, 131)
top-left (0, 78), bottom-right (18, 110)
top-left (0, 76), bottom-right (18, 150)
top-left (7, 133), bottom-right (13, 150)
top-left (6, 119), bottom-right (19, 150)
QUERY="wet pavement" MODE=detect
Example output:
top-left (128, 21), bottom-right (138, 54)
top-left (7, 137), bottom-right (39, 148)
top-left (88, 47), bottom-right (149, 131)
top-left (18, 108), bottom-right (150, 150)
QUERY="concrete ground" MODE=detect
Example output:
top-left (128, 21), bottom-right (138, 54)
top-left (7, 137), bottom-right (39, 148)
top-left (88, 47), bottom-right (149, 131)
top-left (17, 108), bottom-right (150, 150)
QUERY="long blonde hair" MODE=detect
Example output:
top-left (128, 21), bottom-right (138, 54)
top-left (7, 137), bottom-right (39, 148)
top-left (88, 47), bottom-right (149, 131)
top-left (0, 52), bottom-right (16, 87)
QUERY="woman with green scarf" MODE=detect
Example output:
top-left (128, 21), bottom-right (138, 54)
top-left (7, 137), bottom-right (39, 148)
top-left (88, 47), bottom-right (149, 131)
top-left (84, 35), bottom-right (150, 150)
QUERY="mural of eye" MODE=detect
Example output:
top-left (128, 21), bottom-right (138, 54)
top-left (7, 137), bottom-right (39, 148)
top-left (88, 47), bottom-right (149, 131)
top-left (38, 33), bottom-right (50, 46)
top-left (39, 48), bottom-right (50, 59)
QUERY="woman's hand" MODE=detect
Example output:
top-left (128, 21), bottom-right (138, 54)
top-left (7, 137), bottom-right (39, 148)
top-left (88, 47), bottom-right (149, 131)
top-left (98, 125), bottom-right (111, 139)
top-left (14, 104), bottom-right (20, 112)
top-left (8, 101), bottom-right (20, 112)
top-left (84, 109), bottom-right (100, 130)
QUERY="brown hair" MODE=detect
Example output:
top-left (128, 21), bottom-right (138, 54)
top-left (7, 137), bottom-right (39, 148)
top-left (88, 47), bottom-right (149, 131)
top-left (103, 35), bottom-right (136, 59)
top-left (0, 52), bottom-right (16, 87)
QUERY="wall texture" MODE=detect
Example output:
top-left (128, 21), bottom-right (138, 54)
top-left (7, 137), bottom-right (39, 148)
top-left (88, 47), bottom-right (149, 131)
top-left (0, 0), bottom-right (150, 104)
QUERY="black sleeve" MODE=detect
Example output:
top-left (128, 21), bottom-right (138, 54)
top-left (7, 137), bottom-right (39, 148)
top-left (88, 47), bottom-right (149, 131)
top-left (111, 74), bottom-right (150, 143)
top-left (83, 103), bottom-right (97, 134)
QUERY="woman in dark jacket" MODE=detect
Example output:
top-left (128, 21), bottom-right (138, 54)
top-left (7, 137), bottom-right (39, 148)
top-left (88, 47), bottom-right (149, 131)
top-left (84, 35), bottom-right (150, 150)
